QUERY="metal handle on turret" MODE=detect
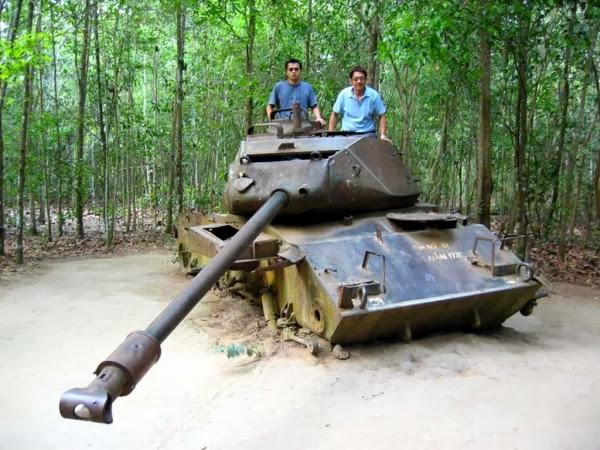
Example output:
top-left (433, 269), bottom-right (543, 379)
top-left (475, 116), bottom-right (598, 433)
top-left (268, 102), bottom-right (301, 128)
top-left (59, 190), bottom-right (289, 424)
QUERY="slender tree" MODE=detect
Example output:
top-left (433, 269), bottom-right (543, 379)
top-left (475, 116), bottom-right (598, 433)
top-left (0, 0), bottom-right (24, 256)
top-left (16, 0), bottom-right (35, 264)
top-left (512, 10), bottom-right (531, 259)
top-left (166, 4), bottom-right (186, 233)
top-left (304, 0), bottom-right (313, 73)
top-left (50, 2), bottom-right (64, 237)
top-left (546, 8), bottom-right (574, 239)
top-left (477, 0), bottom-right (492, 228)
top-left (244, 0), bottom-right (257, 131)
top-left (75, 0), bottom-right (92, 239)
top-left (34, 0), bottom-right (46, 239)
top-left (175, 3), bottom-right (185, 215)
top-left (40, 61), bottom-right (52, 241)
top-left (356, 0), bottom-right (382, 90)
top-left (92, 0), bottom-right (109, 246)
top-left (557, 4), bottom-right (578, 261)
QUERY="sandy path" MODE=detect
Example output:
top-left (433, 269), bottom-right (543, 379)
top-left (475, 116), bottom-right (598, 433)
top-left (0, 251), bottom-right (598, 450)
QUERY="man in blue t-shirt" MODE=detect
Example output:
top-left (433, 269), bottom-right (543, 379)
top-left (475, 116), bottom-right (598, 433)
top-left (266, 59), bottom-right (326, 125)
top-left (328, 66), bottom-right (389, 140)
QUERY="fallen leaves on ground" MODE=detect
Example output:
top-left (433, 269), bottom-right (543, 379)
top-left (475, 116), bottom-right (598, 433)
top-left (0, 221), bottom-right (173, 273)
top-left (529, 243), bottom-right (599, 288)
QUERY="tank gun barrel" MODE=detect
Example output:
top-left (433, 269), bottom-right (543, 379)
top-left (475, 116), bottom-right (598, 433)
top-left (59, 190), bottom-right (288, 424)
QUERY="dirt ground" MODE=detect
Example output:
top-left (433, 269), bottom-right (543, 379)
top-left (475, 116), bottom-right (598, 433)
top-left (0, 251), bottom-right (599, 450)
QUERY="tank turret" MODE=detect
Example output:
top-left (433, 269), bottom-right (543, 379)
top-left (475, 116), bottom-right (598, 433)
top-left (225, 113), bottom-right (420, 215)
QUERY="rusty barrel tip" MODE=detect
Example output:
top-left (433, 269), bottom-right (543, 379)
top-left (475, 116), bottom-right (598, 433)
top-left (59, 386), bottom-right (114, 424)
top-left (59, 330), bottom-right (161, 425)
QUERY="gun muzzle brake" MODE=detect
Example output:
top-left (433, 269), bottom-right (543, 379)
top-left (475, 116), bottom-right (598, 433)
top-left (59, 331), bottom-right (161, 424)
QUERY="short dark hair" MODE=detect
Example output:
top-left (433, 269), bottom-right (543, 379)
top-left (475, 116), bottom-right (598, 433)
top-left (285, 58), bottom-right (303, 70)
top-left (349, 66), bottom-right (367, 79)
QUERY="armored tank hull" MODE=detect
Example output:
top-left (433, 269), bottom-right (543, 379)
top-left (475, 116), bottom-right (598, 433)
top-left (177, 204), bottom-right (542, 344)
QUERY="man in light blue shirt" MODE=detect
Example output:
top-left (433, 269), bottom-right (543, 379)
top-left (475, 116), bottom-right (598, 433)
top-left (328, 66), bottom-right (388, 139)
top-left (266, 59), bottom-right (326, 125)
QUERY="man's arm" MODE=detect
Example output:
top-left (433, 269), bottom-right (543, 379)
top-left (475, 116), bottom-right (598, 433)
top-left (328, 112), bottom-right (338, 131)
top-left (373, 92), bottom-right (388, 139)
top-left (266, 104), bottom-right (275, 120)
top-left (378, 114), bottom-right (388, 139)
top-left (266, 83), bottom-right (279, 119)
top-left (311, 105), bottom-right (326, 125)
top-left (329, 90), bottom-right (344, 131)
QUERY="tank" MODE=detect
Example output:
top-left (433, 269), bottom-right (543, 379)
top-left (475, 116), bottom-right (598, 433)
top-left (59, 103), bottom-right (545, 424)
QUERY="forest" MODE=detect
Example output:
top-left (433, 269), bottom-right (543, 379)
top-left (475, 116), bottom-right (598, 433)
top-left (0, 0), bottom-right (598, 267)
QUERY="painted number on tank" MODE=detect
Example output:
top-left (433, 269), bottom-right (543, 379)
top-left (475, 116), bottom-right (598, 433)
top-left (426, 251), bottom-right (463, 262)
top-left (413, 243), bottom-right (463, 262)
top-left (412, 243), bottom-right (450, 251)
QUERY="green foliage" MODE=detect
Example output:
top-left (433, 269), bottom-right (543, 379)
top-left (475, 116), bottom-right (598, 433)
top-left (215, 343), bottom-right (263, 358)
top-left (0, 32), bottom-right (51, 80)
top-left (0, 0), bottom-right (597, 248)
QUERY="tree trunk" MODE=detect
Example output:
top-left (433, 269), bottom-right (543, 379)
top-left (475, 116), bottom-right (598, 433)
top-left (16, 0), bottom-right (35, 264)
top-left (124, 141), bottom-right (131, 232)
top-left (37, 1), bottom-right (51, 241)
top-left (366, 14), bottom-right (380, 90)
top-left (175, 4), bottom-right (185, 215)
top-left (558, 6), bottom-right (583, 260)
top-left (50, 3), bottom-right (64, 237)
top-left (513, 18), bottom-right (530, 259)
top-left (92, 0), bottom-right (109, 246)
top-left (568, 167), bottom-right (582, 243)
top-left (357, 1), bottom-right (381, 90)
top-left (122, 148), bottom-right (128, 231)
top-left (595, 149), bottom-right (600, 221)
top-left (75, 0), bottom-right (92, 239)
top-left (430, 99), bottom-right (451, 205)
top-left (582, 8), bottom-right (600, 223)
top-left (477, 2), bottom-right (493, 228)
top-left (152, 45), bottom-right (160, 215)
top-left (546, 47), bottom-right (572, 242)
top-left (38, 186), bottom-right (46, 226)
top-left (107, 61), bottom-right (121, 247)
top-left (304, 0), bottom-right (312, 73)
top-left (166, 96), bottom-right (176, 233)
top-left (0, 0), bottom-right (24, 256)
top-left (29, 191), bottom-right (38, 236)
top-left (132, 158), bottom-right (137, 232)
top-left (390, 60), bottom-right (419, 163)
top-left (244, 0), bottom-right (256, 131)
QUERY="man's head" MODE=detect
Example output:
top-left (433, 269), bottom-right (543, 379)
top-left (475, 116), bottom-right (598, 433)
top-left (349, 66), bottom-right (367, 93)
top-left (285, 58), bottom-right (303, 84)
